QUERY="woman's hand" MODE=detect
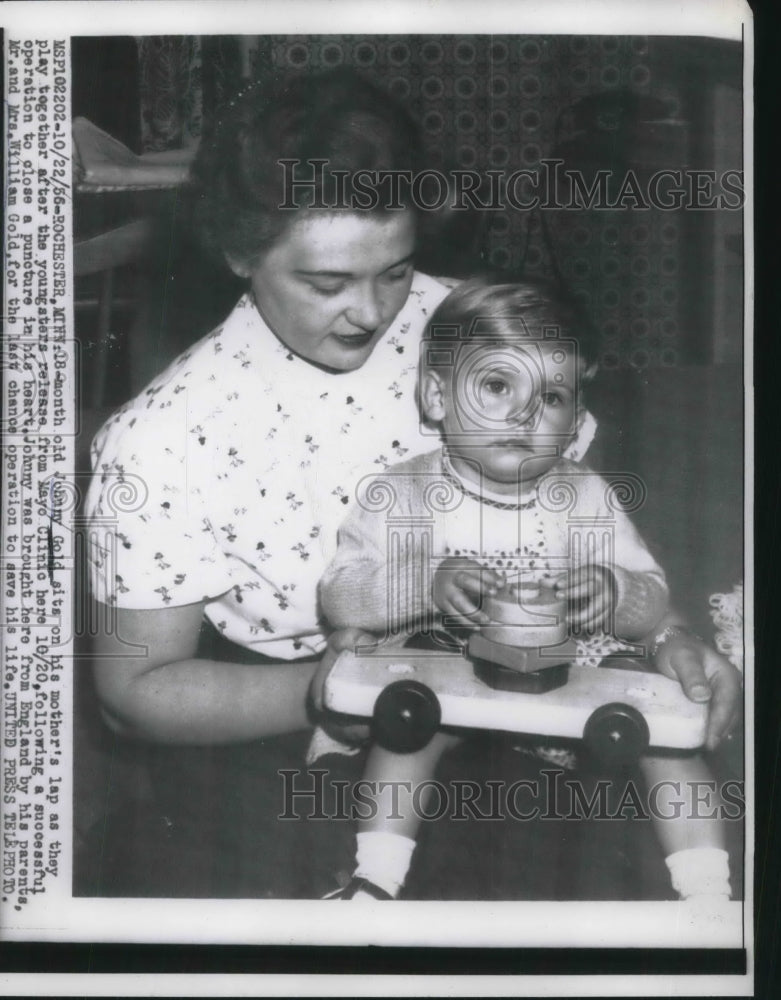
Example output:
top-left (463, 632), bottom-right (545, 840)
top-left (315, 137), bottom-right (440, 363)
top-left (555, 565), bottom-right (617, 631)
top-left (309, 627), bottom-right (376, 745)
top-left (652, 629), bottom-right (742, 750)
top-left (433, 557), bottom-right (504, 628)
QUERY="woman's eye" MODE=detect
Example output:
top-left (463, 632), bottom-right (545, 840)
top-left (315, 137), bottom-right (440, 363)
top-left (385, 264), bottom-right (412, 283)
top-left (309, 281), bottom-right (345, 296)
top-left (541, 392), bottom-right (562, 406)
top-left (483, 378), bottom-right (508, 395)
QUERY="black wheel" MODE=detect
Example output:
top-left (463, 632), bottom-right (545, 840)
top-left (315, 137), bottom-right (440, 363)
top-left (372, 680), bottom-right (442, 754)
top-left (583, 702), bottom-right (650, 767)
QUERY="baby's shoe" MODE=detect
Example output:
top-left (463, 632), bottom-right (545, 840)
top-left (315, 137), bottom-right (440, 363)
top-left (322, 876), bottom-right (394, 900)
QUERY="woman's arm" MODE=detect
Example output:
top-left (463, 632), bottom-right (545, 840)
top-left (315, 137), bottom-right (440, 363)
top-left (92, 601), bottom-right (321, 744)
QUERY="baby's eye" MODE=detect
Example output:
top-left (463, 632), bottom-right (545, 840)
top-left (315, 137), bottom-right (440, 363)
top-left (483, 378), bottom-right (509, 395)
top-left (541, 391), bottom-right (563, 406)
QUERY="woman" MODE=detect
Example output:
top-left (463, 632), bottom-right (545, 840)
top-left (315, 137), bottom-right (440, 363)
top-left (85, 69), bottom-right (739, 897)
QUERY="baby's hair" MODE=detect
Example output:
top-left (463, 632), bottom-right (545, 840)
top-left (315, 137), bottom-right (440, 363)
top-left (188, 68), bottom-right (423, 270)
top-left (423, 278), bottom-right (599, 380)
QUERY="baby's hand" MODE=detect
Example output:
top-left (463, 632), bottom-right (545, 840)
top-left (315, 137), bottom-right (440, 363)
top-left (555, 565), bottom-right (617, 631)
top-left (433, 557), bottom-right (505, 627)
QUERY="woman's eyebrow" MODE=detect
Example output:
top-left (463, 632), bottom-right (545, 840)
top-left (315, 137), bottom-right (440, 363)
top-left (294, 269), bottom-right (352, 278)
top-left (294, 253), bottom-right (415, 278)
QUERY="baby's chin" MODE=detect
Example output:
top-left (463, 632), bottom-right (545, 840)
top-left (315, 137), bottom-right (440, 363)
top-left (448, 449), bottom-right (562, 495)
top-left (482, 458), bottom-right (562, 493)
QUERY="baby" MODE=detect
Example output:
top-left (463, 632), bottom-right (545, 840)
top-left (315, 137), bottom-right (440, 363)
top-left (319, 280), bottom-right (732, 902)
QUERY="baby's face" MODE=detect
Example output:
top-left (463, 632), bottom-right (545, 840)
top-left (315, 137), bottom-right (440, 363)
top-left (439, 341), bottom-right (580, 491)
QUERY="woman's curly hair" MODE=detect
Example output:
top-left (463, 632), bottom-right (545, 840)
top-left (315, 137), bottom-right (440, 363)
top-left (188, 68), bottom-right (424, 269)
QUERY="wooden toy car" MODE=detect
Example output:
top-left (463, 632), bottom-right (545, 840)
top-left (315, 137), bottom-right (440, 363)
top-left (323, 588), bottom-right (709, 765)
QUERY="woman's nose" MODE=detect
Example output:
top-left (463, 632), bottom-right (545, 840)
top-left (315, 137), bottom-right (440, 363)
top-left (345, 283), bottom-right (383, 331)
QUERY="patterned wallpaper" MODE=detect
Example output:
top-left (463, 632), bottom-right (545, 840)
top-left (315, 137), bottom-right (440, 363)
top-left (136, 34), bottom-right (742, 367)
top-left (138, 36), bottom-right (205, 151)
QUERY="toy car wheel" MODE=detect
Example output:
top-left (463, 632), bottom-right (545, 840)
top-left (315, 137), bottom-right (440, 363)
top-left (372, 680), bottom-right (442, 754)
top-left (583, 702), bottom-right (650, 767)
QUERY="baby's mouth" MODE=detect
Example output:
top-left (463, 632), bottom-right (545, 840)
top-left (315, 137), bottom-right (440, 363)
top-left (491, 438), bottom-right (535, 450)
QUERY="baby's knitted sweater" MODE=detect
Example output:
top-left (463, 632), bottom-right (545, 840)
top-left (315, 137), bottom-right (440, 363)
top-left (320, 449), bottom-right (667, 642)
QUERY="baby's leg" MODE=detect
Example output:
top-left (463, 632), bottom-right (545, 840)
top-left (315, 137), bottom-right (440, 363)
top-left (333, 731), bottom-right (461, 899)
top-left (361, 731), bottom-right (462, 838)
top-left (640, 753), bottom-right (731, 900)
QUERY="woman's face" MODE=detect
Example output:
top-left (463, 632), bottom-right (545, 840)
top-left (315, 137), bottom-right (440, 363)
top-left (242, 210), bottom-right (416, 372)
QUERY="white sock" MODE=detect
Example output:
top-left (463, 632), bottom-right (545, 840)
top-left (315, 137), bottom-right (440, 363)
top-left (665, 847), bottom-right (731, 900)
top-left (354, 831), bottom-right (417, 899)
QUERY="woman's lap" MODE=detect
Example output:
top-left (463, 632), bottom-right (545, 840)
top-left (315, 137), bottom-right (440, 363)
top-left (77, 621), bottom-right (353, 897)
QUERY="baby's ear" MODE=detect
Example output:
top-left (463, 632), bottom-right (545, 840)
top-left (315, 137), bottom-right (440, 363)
top-left (420, 369), bottom-right (446, 423)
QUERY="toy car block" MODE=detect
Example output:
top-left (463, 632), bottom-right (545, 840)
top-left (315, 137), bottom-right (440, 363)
top-left (467, 630), bottom-right (578, 673)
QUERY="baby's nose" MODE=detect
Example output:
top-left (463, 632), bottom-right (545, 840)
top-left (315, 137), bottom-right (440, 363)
top-left (508, 398), bottom-right (540, 426)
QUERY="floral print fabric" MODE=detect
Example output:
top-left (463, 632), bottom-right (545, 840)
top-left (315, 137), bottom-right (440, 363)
top-left (86, 273), bottom-right (450, 659)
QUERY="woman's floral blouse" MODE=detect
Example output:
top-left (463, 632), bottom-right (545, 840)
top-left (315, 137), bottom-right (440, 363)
top-left (85, 272), bottom-right (450, 659)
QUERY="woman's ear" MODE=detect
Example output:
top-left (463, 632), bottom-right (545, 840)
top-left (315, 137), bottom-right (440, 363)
top-left (225, 254), bottom-right (251, 279)
top-left (420, 369), bottom-right (446, 423)
top-left (583, 361), bottom-right (599, 383)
